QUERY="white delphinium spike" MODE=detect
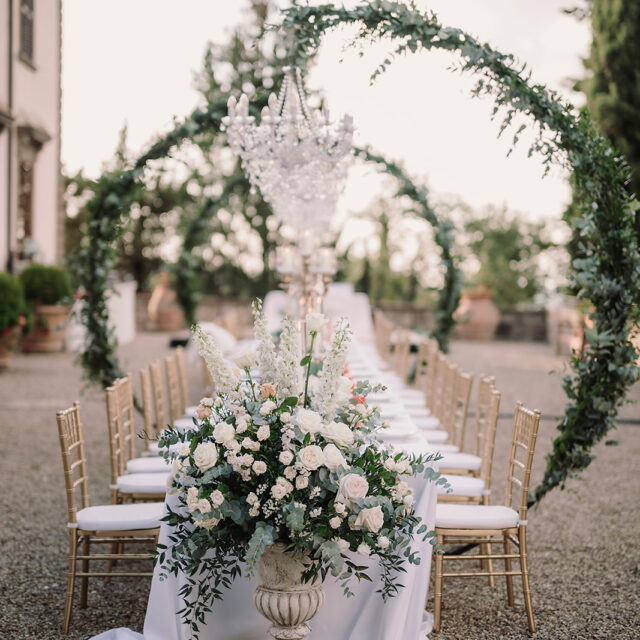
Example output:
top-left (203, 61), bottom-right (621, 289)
top-left (252, 299), bottom-right (278, 384)
top-left (312, 317), bottom-right (352, 420)
top-left (276, 315), bottom-right (301, 399)
top-left (193, 325), bottom-right (238, 395)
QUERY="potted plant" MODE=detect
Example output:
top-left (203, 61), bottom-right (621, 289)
top-left (454, 285), bottom-right (501, 340)
top-left (20, 263), bottom-right (73, 352)
top-left (0, 272), bottom-right (27, 369)
top-left (147, 269), bottom-right (185, 331)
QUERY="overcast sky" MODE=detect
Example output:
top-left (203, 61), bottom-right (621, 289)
top-left (62, 0), bottom-right (590, 221)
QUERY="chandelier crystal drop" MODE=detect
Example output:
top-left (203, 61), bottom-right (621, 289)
top-left (222, 66), bottom-right (354, 235)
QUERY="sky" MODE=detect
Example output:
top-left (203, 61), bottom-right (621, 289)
top-left (61, 0), bottom-right (591, 222)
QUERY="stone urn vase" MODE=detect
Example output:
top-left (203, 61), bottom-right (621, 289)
top-left (147, 271), bottom-right (184, 331)
top-left (22, 304), bottom-right (69, 352)
top-left (254, 544), bottom-right (325, 640)
top-left (454, 287), bottom-right (500, 341)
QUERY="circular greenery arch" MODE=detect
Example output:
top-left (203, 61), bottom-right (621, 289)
top-left (75, 100), bottom-right (459, 387)
top-left (280, 0), bottom-right (640, 505)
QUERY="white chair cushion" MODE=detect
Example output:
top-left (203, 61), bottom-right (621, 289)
top-left (197, 322), bottom-right (237, 354)
top-left (126, 456), bottom-right (171, 474)
top-left (174, 417), bottom-right (198, 431)
top-left (439, 452), bottom-right (482, 471)
top-left (147, 442), bottom-right (161, 456)
top-left (435, 443), bottom-right (459, 453)
top-left (184, 405), bottom-right (198, 418)
top-left (436, 504), bottom-right (520, 529)
top-left (438, 475), bottom-right (485, 497)
top-left (116, 472), bottom-right (169, 494)
top-left (414, 416), bottom-right (441, 429)
top-left (407, 407), bottom-right (431, 419)
top-left (400, 390), bottom-right (425, 401)
top-left (421, 429), bottom-right (449, 443)
top-left (75, 502), bottom-right (164, 531)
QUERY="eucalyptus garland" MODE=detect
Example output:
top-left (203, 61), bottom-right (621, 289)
top-left (280, 0), bottom-right (640, 505)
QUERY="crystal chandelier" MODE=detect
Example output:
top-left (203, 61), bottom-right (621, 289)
top-left (222, 66), bottom-right (353, 237)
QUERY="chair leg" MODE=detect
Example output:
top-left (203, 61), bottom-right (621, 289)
top-left (433, 534), bottom-right (444, 632)
top-left (519, 526), bottom-right (535, 632)
top-left (486, 539), bottom-right (494, 588)
top-left (80, 536), bottom-right (89, 608)
top-left (63, 531), bottom-right (77, 634)
top-left (503, 533), bottom-right (514, 606)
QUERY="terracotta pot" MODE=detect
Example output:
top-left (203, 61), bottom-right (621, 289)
top-left (155, 305), bottom-right (185, 332)
top-left (254, 543), bottom-right (325, 640)
top-left (454, 288), bottom-right (500, 341)
top-left (23, 305), bottom-right (69, 353)
top-left (147, 272), bottom-right (184, 331)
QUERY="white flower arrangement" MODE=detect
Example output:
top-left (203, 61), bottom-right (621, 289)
top-left (157, 302), bottom-right (444, 639)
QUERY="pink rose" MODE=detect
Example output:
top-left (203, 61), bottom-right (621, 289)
top-left (337, 473), bottom-right (369, 506)
top-left (196, 404), bottom-right (212, 420)
top-left (260, 383), bottom-right (277, 398)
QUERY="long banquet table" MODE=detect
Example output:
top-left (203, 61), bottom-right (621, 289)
top-left (91, 339), bottom-right (438, 640)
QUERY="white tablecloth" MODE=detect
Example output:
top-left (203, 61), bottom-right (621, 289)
top-left (90, 340), bottom-right (437, 640)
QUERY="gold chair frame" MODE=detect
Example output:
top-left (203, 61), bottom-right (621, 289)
top-left (150, 360), bottom-right (169, 431)
top-left (165, 353), bottom-right (184, 423)
top-left (433, 402), bottom-right (541, 632)
top-left (175, 346), bottom-right (190, 412)
top-left (106, 376), bottom-right (165, 503)
top-left (56, 403), bottom-right (158, 633)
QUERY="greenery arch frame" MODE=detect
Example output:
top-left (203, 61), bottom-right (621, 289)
top-left (75, 102), bottom-right (459, 387)
top-left (279, 0), bottom-right (640, 504)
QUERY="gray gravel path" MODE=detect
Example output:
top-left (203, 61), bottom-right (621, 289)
top-left (0, 334), bottom-right (638, 639)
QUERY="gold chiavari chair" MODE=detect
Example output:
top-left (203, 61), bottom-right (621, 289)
top-left (56, 402), bottom-right (162, 633)
top-left (106, 377), bottom-right (169, 504)
top-left (412, 339), bottom-right (430, 394)
top-left (446, 370), bottom-right (474, 452)
top-left (175, 346), bottom-right (198, 416)
top-left (165, 353), bottom-right (184, 423)
top-left (433, 402), bottom-right (541, 632)
top-left (392, 327), bottom-right (412, 383)
top-left (438, 361), bottom-right (460, 436)
top-left (139, 365), bottom-right (156, 455)
top-left (373, 310), bottom-right (394, 362)
top-left (401, 337), bottom-right (439, 410)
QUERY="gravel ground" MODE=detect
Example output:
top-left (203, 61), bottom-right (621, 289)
top-left (0, 334), bottom-right (638, 640)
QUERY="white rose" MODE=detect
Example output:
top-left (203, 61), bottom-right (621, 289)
top-left (235, 416), bottom-right (248, 433)
top-left (194, 517), bottom-right (220, 529)
top-left (279, 450), bottom-right (294, 465)
top-left (354, 505), bottom-right (384, 533)
top-left (384, 458), bottom-right (396, 471)
top-left (186, 486), bottom-right (199, 512)
top-left (395, 481), bottom-right (410, 497)
top-left (177, 442), bottom-right (191, 457)
top-left (403, 494), bottom-right (414, 512)
top-left (336, 538), bottom-right (350, 554)
top-left (377, 535), bottom-right (390, 550)
top-left (295, 475), bottom-right (309, 490)
top-left (257, 425), bottom-right (271, 441)
top-left (305, 312), bottom-right (326, 334)
top-left (166, 474), bottom-right (178, 495)
top-left (297, 445), bottom-right (325, 471)
top-left (323, 443), bottom-right (347, 473)
top-left (233, 347), bottom-right (257, 369)
top-left (260, 400), bottom-right (276, 416)
top-left (252, 460), bottom-right (267, 475)
top-left (284, 466), bottom-right (297, 480)
top-left (281, 412), bottom-right (291, 424)
top-left (276, 477), bottom-right (293, 494)
top-left (210, 490), bottom-right (224, 506)
top-left (329, 516), bottom-right (342, 529)
top-left (334, 502), bottom-right (346, 515)
top-left (172, 459), bottom-right (184, 474)
top-left (198, 498), bottom-right (211, 514)
top-left (193, 442), bottom-right (218, 472)
top-left (246, 492), bottom-right (258, 505)
top-left (322, 421), bottom-right (355, 448)
top-left (271, 484), bottom-right (287, 500)
top-left (214, 397), bottom-right (223, 408)
top-left (249, 504), bottom-right (261, 517)
top-left (199, 397), bottom-right (214, 407)
top-left (337, 473), bottom-right (369, 505)
top-left (213, 422), bottom-right (236, 446)
top-left (295, 408), bottom-right (324, 435)
top-left (357, 543), bottom-right (371, 556)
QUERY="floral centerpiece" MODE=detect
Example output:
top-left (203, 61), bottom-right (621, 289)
top-left (157, 301), bottom-right (442, 638)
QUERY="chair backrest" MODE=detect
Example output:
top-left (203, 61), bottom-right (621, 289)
top-left (505, 402), bottom-right (541, 522)
top-left (429, 352), bottom-right (448, 419)
top-left (472, 375), bottom-right (497, 457)
top-left (448, 370), bottom-right (474, 450)
top-left (175, 346), bottom-right (189, 411)
top-left (56, 402), bottom-right (90, 526)
top-left (165, 353), bottom-right (183, 422)
top-left (423, 338), bottom-right (440, 408)
top-left (373, 310), bottom-right (393, 361)
top-left (439, 361), bottom-right (459, 430)
top-left (479, 389), bottom-right (501, 493)
top-left (413, 339), bottom-right (430, 394)
top-left (140, 365), bottom-right (155, 451)
top-left (105, 376), bottom-right (136, 482)
top-left (150, 360), bottom-right (168, 430)
top-left (393, 327), bottom-right (412, 382)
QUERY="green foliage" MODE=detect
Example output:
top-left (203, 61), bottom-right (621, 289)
top-left (280, 0), bottom-right (640, 505)
top-left (0, 272), bottom-right (26, 334)
top-left (463, 207), bottom-right (552, 308)
top-left (578, 0), bottom-right (640, 236)
top-left (19, 263), bottom-right (72, 306)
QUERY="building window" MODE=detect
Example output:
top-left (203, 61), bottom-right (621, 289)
top-left (20, 0), bottom-right (34, 64)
